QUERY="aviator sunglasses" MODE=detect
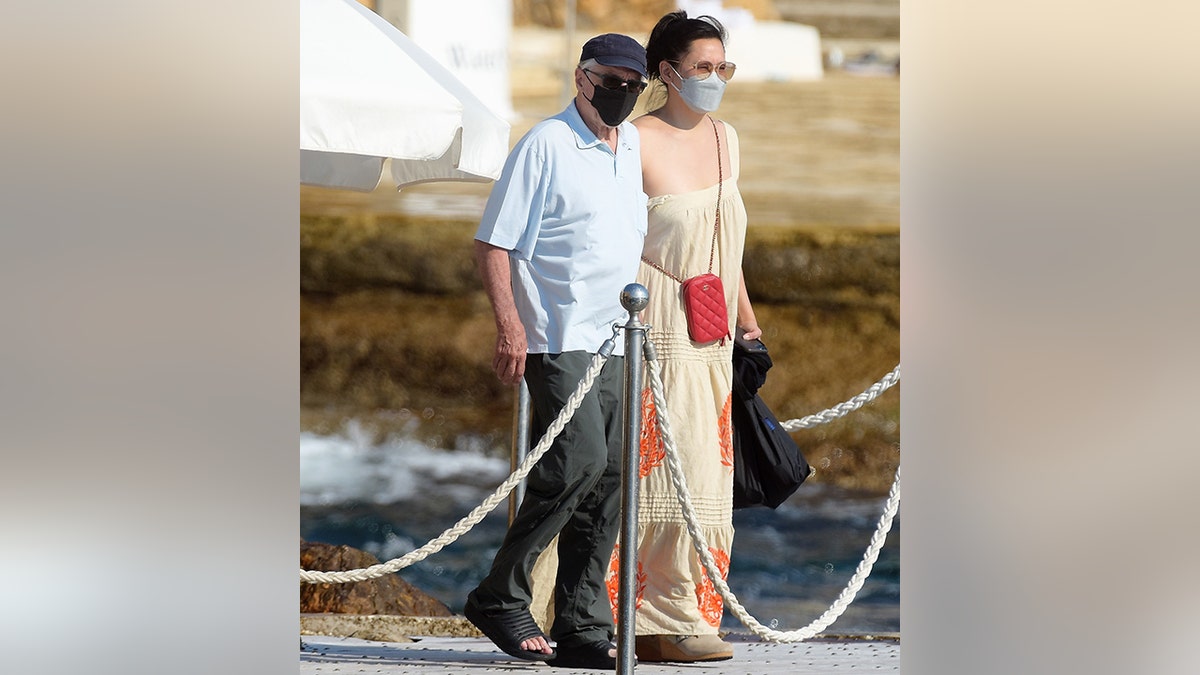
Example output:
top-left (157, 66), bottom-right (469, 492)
top-left (668, 59), bottom-right (737, 82)
top-left (582, 68), bottom-right (647, 95)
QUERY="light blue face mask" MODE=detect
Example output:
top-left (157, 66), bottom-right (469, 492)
top-left (668, 63), bottom-right (727, 113)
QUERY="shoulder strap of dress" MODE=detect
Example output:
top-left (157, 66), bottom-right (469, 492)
top-left (718, 120), bottom-right (739, 181)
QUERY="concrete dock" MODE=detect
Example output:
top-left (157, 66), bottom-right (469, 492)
top-left (300, 632), bottom-right (900, 674)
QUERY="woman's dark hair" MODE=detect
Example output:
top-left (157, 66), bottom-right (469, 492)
top-left (644, 11), bottom-right (727, 83)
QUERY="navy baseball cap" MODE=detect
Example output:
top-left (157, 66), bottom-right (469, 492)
top-left (580, 33), bottom-right (648, 79)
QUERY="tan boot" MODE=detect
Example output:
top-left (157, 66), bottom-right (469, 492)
top-left (634, 634), bottom-right (733, 662)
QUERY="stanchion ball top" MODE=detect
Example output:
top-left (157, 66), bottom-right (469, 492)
top-left (620, 283), bottom-right (649, 313)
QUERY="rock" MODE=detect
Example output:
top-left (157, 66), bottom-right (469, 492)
top-left (300, 540), bottom-right (452, 616)
top-left (300, 615), bottom-right (481, 642)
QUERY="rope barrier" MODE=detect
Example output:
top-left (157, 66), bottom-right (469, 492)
top-left (300, 344), bottom-right (612, 584)
top-left (781, 365), bottom-right (900, 430)
top-left (645, 342), bottom-right (900, 641)
top-left (298, 322), bottom-right (901, 641)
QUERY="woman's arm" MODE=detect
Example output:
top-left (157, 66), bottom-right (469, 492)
top-left (736, 269), bottom-right (761, 339)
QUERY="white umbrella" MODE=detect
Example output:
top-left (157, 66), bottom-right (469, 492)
top-left (300, 0), bottom-right (511, 191)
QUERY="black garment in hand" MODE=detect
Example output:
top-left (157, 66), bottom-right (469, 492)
top-left (730, 330), bottom-right (812, 509)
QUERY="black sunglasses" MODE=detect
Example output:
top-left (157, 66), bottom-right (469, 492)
top-left (582, 68), bottom-right (647, 95)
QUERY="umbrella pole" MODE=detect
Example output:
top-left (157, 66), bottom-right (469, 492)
top-left (508, 380), bottom-right (531, 524)
top-left (561, 0), bottom-right (577, 109)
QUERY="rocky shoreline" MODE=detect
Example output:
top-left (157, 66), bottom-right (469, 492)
top-left (300, 212), bottom-right (898, 493)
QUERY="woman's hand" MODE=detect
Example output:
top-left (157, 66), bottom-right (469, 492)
top-left (739, 322), bottom-right (762, 341)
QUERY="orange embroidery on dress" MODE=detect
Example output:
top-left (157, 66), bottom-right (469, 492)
top-left (605, 546), bottom-right (620, 622)
top-left (639, 387), bottom-right (665, 477)
top-left (604, 544), bottom-right (645, 622)
top-left (718, 392), bottom-right (734, 469)
top-left (636, 561), bottom-right (646, 609)
top-left (695, 547), bottom-right (731, 627)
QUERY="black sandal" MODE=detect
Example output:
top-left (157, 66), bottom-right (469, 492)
top-left (548, 640), bottom-right (623, 670)
top-left (463, 597), bottom-right (555, 662)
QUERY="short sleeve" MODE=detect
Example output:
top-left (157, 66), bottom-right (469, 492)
top-left (475, 132), bottom-right (550, 260)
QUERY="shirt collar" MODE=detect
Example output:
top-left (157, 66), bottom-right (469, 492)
top-left (563, 100), bottom-right (631, 152)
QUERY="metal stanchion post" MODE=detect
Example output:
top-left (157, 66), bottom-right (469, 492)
top-left (617, 283), bottom-right (649, 675)
top-left (508, 379), bottom-right (531, 525)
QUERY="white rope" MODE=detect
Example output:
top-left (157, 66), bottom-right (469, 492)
top-left (300, 349), bottom-right (611, 584)
top-left (781, 365), bottom-right (899, 430)
top-left (646, 350), bottom-right (900, 641)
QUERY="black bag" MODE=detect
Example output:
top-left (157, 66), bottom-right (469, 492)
top-left (731, 330), bottom-right (812, 509)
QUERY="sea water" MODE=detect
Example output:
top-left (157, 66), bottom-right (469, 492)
top-left (300, 424), bottom-right (899, 634)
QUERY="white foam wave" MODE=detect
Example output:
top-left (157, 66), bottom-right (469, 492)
top-left (300, 420), bottom-right (509, 507)
top-left (361, 531), bottom-right (417, 561)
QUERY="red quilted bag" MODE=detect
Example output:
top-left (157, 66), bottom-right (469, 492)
top-left (681, 273), bottom-right (730, 344)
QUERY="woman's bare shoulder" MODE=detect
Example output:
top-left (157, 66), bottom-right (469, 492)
top-left (633, 113), bottom-right (670, 137)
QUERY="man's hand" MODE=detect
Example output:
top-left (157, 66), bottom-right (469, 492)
top-left (492, 315), bottom-right (527, 386)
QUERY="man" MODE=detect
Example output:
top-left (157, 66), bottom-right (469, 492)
top-left (464, 33), bottom-right (649, 671)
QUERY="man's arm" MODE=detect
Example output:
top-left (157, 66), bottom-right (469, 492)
top-left (474, 239), bottom-right (527, 386)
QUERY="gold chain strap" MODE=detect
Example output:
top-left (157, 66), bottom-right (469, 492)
top-left (642, 116), bottom-right (723, 283)
top-left (708, 115), bottom-right (723, 273)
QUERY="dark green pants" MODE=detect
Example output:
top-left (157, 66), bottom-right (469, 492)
top-left (470, 351), bottom-right (626, 648)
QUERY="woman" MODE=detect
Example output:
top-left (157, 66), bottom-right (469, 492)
top-left (605, 11), bottom-right (760, 663)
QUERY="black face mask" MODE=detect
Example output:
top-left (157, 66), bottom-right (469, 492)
top-left (586, 85), bottom-right (639, 127)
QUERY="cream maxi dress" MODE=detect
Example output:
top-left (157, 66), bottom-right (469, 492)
top-left (605, 121), bottom-right (748, 635)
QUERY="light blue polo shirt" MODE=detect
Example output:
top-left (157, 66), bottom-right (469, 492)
top-left (475, 101), bottom-right (648, 356)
